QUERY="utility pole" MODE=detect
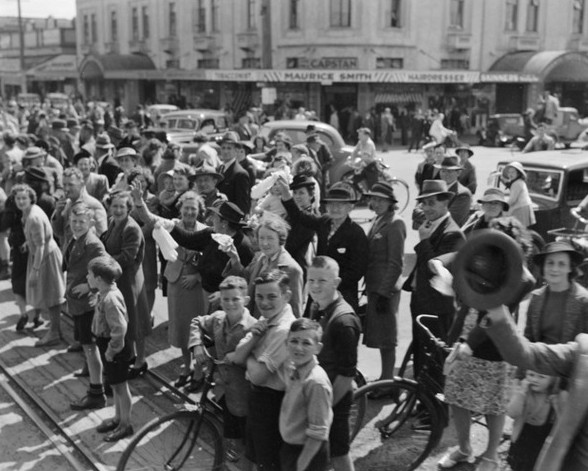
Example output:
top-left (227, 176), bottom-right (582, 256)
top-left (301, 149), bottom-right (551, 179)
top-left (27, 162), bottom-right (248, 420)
top-left (17, 0), bottom-right (28, 93)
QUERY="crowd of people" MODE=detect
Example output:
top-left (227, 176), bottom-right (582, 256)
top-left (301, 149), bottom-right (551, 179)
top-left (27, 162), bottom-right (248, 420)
top-left (0, 94), bottom-right (587, 471)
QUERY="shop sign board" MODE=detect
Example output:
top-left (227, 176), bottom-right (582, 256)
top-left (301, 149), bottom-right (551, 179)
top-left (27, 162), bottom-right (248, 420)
top-left (286, 57), bottom-right (359, 69)
top-left (260, 70), bottom-right (480, 83)
top-left (480, 72), bottom-right (540, 83)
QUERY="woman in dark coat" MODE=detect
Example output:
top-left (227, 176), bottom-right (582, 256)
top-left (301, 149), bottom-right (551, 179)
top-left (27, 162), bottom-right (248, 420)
top-left (101, 190), bottom-right (151, 378)
top-left (363, 182), bottom-right (406, 383)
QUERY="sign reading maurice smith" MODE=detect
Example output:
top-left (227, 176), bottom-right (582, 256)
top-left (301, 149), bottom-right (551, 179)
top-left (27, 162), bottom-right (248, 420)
top-left (287, 57), bottom-right (359, 69)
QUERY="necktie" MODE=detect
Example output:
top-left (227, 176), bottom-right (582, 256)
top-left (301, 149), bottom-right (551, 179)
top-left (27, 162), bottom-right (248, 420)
top-left (219, 165), bottom-right (225, 175)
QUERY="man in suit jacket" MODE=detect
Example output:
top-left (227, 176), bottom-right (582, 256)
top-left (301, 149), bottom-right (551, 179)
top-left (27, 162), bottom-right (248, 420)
top-left (216, 132), bottom-right (251, 215)
top-left (403, 179), bottom-right (465, 373)
top-left (74, 150), bottom-right (109, 201)
top-left (95, 134), bottom-right (121, 187)
top-left (52, 167), bottom-right (108, 250)
top-left (435, 155), bottom-right (472, 227)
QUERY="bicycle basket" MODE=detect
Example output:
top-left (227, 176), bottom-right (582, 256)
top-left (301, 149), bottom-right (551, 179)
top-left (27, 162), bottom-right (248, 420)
top-left (415, 315), bottom-right (451, 395)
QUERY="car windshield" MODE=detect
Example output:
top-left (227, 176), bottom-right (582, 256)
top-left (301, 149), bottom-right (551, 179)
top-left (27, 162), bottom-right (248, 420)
top-left (497, 164), bottom-right (563, 202)
top-left (166, 118), bottom-right (199, 130)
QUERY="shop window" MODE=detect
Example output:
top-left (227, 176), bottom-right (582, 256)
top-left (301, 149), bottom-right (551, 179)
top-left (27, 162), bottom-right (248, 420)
top-left (450, 0), bottom-right (465, 29)
top-left (376, 57), bottom-right (404, 69)
top-left (142, 6), bottom-right (150, 39)
top-left (110, 10), bottom-right (118, 42)
top-left (198, 58), bottom-right (220, 69)
top-left (388, 0), bottom-right (402, 28)
top-left (573, 0), bottom-right (585, 34)
top-left (166, 59), bottom-right (180, 69)
top-left (91, 13), bottom-right (97, 43)
top-left (194, 0), bottom-right (206, 33)
top-left (212, 0), bottom-right (220, 32)
top-left (131, 7), bottom-right (139, 41)
top-left (440, 59), bottom-right (470, 69)
top-left (169, 2), bottom-right (177, 38)
top-left (330, 0), bottom-right (351, 28)
top-left (505, 0), bottom-right (518, 31)
top-left (289, 0), bottom-right (301, 30)
top-left (526, 0), bottom-right (539, 32)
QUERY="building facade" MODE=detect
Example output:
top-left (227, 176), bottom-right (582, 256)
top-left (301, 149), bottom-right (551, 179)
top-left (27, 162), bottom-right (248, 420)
top-left (0, 16), bottom-right (77, 98)
top-left (75, 0), bottom-right (588, 120)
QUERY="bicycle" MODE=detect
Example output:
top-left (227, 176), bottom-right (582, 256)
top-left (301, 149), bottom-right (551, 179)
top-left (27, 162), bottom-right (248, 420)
top-left (349, 315), bottom-right (450, 471)
top-left (117, 344), bottom-right (225, 471)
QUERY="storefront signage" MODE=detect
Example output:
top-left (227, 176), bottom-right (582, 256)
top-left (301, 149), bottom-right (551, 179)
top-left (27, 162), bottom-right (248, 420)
top-left (206, 70), bottom-right (258, 81)
top-left (260, 70), bottom-right (480, 83)
top-left (287, 57), bottom-right (359, 69)
top-left (480, 72), bottom-right (540, 83)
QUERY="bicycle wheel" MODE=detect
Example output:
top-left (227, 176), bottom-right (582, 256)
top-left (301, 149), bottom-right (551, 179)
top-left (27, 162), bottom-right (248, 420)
top-left (117, 409), bottom-right (224, 471)
top-left (350, 379), bottom-right (443, 471)
top-left (349, 369), bottom-right (367, 440)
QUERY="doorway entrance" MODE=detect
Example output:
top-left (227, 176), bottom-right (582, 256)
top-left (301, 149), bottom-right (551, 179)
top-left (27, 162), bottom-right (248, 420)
top-left (322, 84), bottom-right (358, 142)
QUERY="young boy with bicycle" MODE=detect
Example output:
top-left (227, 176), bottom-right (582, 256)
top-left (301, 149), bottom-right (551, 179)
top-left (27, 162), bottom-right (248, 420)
top-left (187, 275), bottom-right (256, 461)
top-left (279, 318), bottom-right (333, 471)
top-left (232, 269), bottom-right (297, 471)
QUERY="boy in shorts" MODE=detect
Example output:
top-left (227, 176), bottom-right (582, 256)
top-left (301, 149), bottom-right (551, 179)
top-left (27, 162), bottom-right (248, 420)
top-left (188, 276), bottom-right (257, 461)
top-left (87, 255), bottom-right (134, 442)
top-left (279, 318), bottom-right (333, 471)
top-left (67, 202), bottom-right (107, 411)
top-left (232, 269), bottom-right (296, 471)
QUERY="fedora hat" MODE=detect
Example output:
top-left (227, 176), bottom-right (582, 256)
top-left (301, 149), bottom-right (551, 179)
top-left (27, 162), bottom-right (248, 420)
top-left (455, 145), bottom-right (474, 158)
top-left (66, 117), bottom-right (80, 129)
top-left (219, 132), bottom-right (240, 146)
top-left (532, 241), bottom-right (584, 267)
top-left (190, 164), bottom-right (224, 182)
top-left (290, 174), bottom-right (316, 191)
top-left (51, 119), bottom-right (68, 132)
top-left (72, 149), bottom-right (93, 166)
top-left (115, 147), bottom-right (138, 159)
top-left (477, 188), bottom-right (509, 211)
top-left (434, 156), bottom-right (463, 170)
top-left (453, 229), bottom-right (525, 310)
top-left (24, 166), bottom-right (51, 184)
top-left (96, 134), bottom-right (115, 149)
top-left (209, 201), bottom-right (247, 226)
top-left (322, 182), bottom-right (359, 203)
top-left (22, 146), bottom-right (46, 161)
top-left (504, 161), bottom-right (527, 180)
top-left (364, 181), bottom-right (398, 202)
top-left (415, 180), bottom-right (453, 200)
top-left (107, 125), bottom-right (124, 140)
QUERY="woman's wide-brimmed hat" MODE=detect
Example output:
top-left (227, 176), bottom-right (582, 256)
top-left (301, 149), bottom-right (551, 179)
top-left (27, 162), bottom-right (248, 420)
top-left (290, 174), bottom-right (315, 191)
top-left (477, 188), bottom-right (509, 211)
top-left (22, 146), bottom-right (46, 161)
top-left (532, 241), bottom-right (584, 267)
top-left (24, 166), bottom-right (52, 184)
top-left (189, 164), bottom-right (224, 183)
top-left (322, 182), bottom-right (359, 202)
top-left (455, 145), bottom-right (474, 158)
top-left (434, 156), bottom-right (463, 170)
top-left (364, 181), bottom-right (397, 202)
top-left (209, 201), bottom-right (247, 226)
top-left (415, 180), bottom-right (453, 200)
top-left (115, 147), bottom-right (138, 159)
top-left (504, 161), bottom-right (527, 180)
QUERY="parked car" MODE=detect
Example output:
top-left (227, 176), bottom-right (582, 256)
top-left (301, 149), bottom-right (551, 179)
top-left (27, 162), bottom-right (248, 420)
top-left (147, 104), bottom-right (179, 126)
top-left (545, 107), bottom-right (588, 148)
top-left (478, 113), bottom-right (525, 147)
top-left (159, 109), bottom-right (229, 144)
top-left (258, 120), bottom-right (355, 184)
top-left (492, 150), bottom-right (588, 241)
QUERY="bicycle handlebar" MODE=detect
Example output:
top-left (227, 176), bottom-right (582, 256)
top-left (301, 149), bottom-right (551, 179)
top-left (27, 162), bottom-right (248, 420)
top-left (571, 207), bottom-right (588, 225)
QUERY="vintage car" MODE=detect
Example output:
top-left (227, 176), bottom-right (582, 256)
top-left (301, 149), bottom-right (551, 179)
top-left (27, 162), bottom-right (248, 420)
top-left (16, 92), bottom-right (41, 110)
top-left (479, 113), bottom-right (525, 147)
top-left (46, 92), bottom-right (70, 112)
top-left (492, 150), bottom-right (588, 241)
top-left (258, 120), bottom-right (355, 184)
top-left (159, 109), bottom-right (228, 143)
top-left (147, 104), bottom-right (179, 126)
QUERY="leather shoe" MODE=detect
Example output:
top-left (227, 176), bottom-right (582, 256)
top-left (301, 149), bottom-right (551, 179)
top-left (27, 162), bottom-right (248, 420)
top-left (70, 394), bottom-right (106, 411)
top-left (96, 419), bottom-right (120, 434)
top-left (35, 334), bottom-right (62, 347)
top-left (174, 371), bottom-right (194, 388)
top-left (16, 316), bottom-right (28, 332)
top-left (67, 343), bottom-right (83, 353)
top-left (104, 425), bottom-right (134, 442)
top-left (32, 318), bottom-right (44, 329)
top-left (184, 377), bottom-right (205, 393)
top-left (127, 363), bottom-right (148, 380)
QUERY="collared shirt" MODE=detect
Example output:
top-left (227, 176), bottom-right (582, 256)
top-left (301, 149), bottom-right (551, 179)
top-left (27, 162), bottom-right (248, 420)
top-left (279, 356), bottom-right (333, 445)
top-left (424, 212), bottom-right (450, 233)
top-left (241, 304), bottom-right (296, 391)
top-left (310, 293), bottom-right (360, 382)
top-left (91, 285), bottom-right (128, 359)
top-left (219, 158), bottom-right (236, 174)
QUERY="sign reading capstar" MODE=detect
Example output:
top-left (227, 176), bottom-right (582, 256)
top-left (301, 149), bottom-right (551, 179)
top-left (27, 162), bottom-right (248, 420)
top-left (287, 57), bottom-right (359, 69)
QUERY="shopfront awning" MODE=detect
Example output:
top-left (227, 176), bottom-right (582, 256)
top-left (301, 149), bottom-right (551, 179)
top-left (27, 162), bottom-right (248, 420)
top-left (375, 92), bottom-right (424, 104)
top-left (79, 53), bottom-right (156, 80)
top-left (27, 54), bottom-right (78, 80)
top-left (490, 51), bottom-right (588, 82)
